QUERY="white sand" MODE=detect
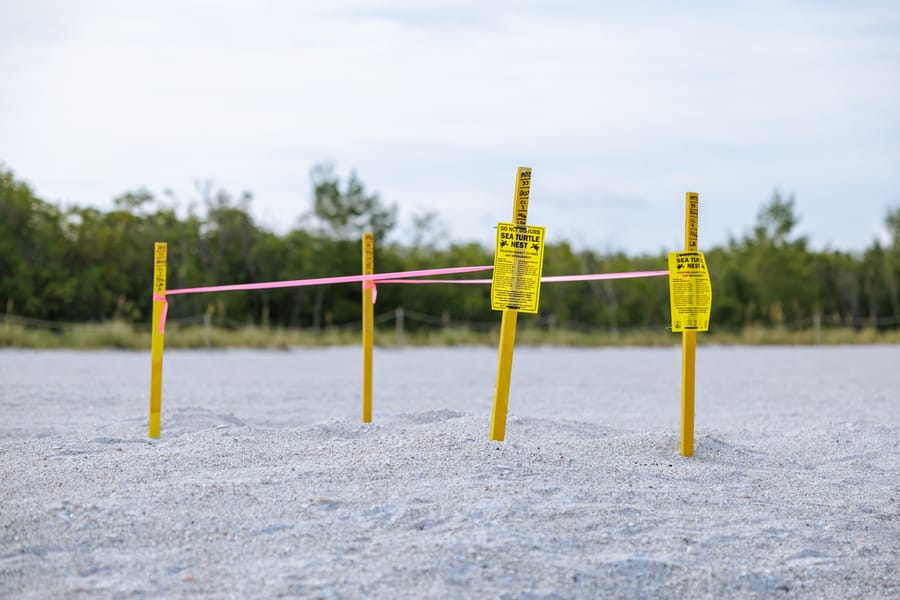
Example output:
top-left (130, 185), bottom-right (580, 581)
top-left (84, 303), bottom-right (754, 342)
top-left (1, 346), bottom-right (898, 598)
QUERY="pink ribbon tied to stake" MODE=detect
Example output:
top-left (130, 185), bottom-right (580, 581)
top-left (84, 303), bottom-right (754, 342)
top-left (363, 280), bottom-right (377, 304)
top-left (151, 265), bottom-right (494, 335)
top-left (152, 292), bottom-right (169, 334)
top-left (149, 265), bottom-right (667, 336)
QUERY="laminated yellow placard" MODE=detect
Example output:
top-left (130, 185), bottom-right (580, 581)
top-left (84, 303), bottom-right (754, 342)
top-left (668, 251), bottom-right (712, 332)
top-left (491, 222), bottom-right (545, 313)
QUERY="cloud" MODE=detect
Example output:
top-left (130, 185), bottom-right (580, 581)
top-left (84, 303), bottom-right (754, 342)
top-left (0, 1), bottom-right (897, 254)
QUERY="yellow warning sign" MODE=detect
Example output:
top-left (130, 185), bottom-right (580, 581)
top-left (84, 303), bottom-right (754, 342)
top-left (491, 222), bottom-right (545, 313)
top-left (668, 251), bottom-right (712, 332)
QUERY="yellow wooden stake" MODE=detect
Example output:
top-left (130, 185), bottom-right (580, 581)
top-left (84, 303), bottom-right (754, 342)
top-left (362, 232), bottom-right (374, 423)
top-left (681, 193), bottom-right (699, 456)
top-left (149, 242), bottom-right (167, 438)
top-left (490, 167), bottom-right (531, 441)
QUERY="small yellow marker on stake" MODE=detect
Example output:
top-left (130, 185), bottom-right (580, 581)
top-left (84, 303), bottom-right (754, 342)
top-left (362, 232), bottom-right (374, 423)
top-left (490, 167), bottom-right (534, 441)
top-left (149, 242), bottom-right (167, 438)
top-left (681, 193), bottom-right (699, 456)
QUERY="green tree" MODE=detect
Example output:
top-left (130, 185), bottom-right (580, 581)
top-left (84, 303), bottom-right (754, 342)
top-left (4, 161), bottom-right (899, 339)
top-left (738, 191), bottom-right (818, 326)
top-left (310, 162), bottom-right (397, 242)
top-left (0, 167), bottom-right (69, 318)
top-left (879, 205), bottom-right (900, 320)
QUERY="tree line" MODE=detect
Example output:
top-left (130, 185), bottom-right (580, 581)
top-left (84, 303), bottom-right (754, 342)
top-left (2, 163), bottom-right (899, 333)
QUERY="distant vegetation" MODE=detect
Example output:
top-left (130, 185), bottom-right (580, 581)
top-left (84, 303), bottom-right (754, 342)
top-left (2, 163), bottom-right (899, 347)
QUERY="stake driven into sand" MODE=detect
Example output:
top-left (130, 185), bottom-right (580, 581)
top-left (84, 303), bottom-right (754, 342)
top-left (149, 242), bottom-right (167, 438)
top-left (490, 167), bottom-right (539, 441)
top-left (667, 194), bottom-right (712, 456)
top-left (362, 233), bottom-right (375, 423)
top-left (681, 193), bottom-right (699, 456)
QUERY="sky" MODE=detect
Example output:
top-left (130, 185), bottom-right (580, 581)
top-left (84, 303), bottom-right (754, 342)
top-left (1, 0), bottom-right (899, 255)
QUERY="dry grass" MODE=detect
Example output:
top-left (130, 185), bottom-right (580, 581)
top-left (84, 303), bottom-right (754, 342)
top-left (3, 319), bottom-right (899, 349)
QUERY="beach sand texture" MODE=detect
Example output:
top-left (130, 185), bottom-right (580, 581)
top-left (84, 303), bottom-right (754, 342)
top-left (1, 346), bottom-right (898, 598)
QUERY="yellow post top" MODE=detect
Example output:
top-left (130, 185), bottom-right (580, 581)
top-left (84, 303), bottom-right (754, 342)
top-left (684, 193), bottom-right (699, 252)
top-left (362, 233), bottom-right (374, 275)
top-left (513, 167), bottom-right (532, 225)
top-left (153, 242), bottom-right (168, 293)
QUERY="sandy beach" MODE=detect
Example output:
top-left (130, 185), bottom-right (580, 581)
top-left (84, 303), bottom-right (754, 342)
top-left (1, 346), bottom-right (898, 598)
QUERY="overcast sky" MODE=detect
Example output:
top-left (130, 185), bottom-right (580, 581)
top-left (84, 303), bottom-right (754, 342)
top-left (2, 0), bottom-right (898, 254)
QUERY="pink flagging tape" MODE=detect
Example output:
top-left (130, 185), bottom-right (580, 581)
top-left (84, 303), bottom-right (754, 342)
top-left (152, 292), bottom-right (168, 334)
top-left (376, 269), bottom-right (670, 285)
top-left (152, 267), bottom-right (668, 334)
top-left (164, 265), bottom-right (495, 296)
top-left (363, 280), bottom-right (377, 304)
top-left (543, 270), bottom-right (669, 282)
top-left (152, 265), bottom-right (494, 334)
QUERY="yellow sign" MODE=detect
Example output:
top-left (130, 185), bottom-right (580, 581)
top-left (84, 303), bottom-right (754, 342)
top-left (668, 251), bottom-right (712, 332)
top-left (491, 222), bottom-right (545, 313)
